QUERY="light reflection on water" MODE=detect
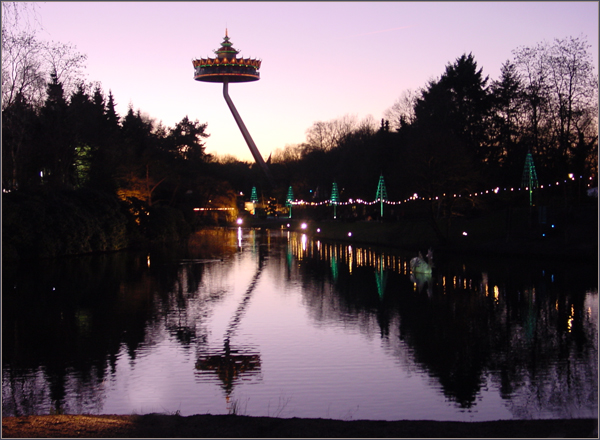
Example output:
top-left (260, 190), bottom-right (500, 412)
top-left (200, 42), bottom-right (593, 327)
top-left (2, 228), bottom-right (598, 421)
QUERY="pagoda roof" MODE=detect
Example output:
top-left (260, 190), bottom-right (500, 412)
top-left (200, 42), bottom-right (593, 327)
top-left (214, 30), bottom-right (240, 57)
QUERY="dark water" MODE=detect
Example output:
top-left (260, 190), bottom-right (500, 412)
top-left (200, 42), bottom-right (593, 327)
top-left (2, 228), bottom-right (597, 421)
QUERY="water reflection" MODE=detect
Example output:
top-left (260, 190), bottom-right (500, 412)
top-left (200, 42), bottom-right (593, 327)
top-left (195, 235), bottom-right (266, 406)
top-left (2, 228), bottom-right (597, 420)
top-left (283, 232), bottom-right (598, 413)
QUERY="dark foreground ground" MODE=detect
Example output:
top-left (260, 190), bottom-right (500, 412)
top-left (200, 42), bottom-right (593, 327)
top-left (2, 414), bottom-right (598, 438)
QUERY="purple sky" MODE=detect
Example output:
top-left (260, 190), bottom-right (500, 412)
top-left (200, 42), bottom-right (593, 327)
top-left (36, 2), bottom-right (598, 162)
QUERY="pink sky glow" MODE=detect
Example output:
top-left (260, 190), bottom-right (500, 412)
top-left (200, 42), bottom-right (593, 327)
top-left (35, 2), bottom-right (598, 162)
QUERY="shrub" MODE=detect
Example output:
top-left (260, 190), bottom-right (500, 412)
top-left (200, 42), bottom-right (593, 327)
top-left (142, 206), bottom-right (192, 243)
top-left (3, 189), bottom-right (133, 260)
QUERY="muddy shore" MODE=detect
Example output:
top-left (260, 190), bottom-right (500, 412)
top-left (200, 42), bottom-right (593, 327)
top-left (2, 414), bottom-right (598, 438)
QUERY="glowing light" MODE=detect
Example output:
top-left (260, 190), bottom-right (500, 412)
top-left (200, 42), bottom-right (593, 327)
top-left (462, 231), bottom-right (468, 236)
top-left (301, 223), bottom-right (308, 229)
top-left (316, 228), bottom-right (321, 233)
top-left (348, 232), bottom-right (352, 237)
top-left (237, 218), bottom-right (243, 225)
top-left (567, 304), bottom-right (574, 332)
top-left (284, 175), bottom-right (586, 208)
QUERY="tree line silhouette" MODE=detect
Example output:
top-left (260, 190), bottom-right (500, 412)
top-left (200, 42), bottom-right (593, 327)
top-left (2, 4), bottom-right (597, 257)
top-left (269, 39), bottom-right (597, 210)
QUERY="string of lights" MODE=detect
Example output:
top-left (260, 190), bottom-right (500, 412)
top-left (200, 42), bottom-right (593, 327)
top-left (288, 175), bottom-right (595, 207)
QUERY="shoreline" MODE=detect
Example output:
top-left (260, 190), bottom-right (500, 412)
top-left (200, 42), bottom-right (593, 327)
top-left (2, 414), bottom-right (598, 438)
top-left (247, 216), bottom-right (598, 261)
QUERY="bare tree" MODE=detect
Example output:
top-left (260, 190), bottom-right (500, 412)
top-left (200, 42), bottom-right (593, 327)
top-left (1, 31), bottom-right (47, 109)
top-left (512, 36), bottom-right (598, 174)
top-left (271, 144), bottom-right (304, 164)
top-left (304, 114), bottom-right (358, 151)
top-left (42, 40), bottom-right (88, 98)
top-left (355, 114), bottom-right (378, 137)
top-left (545, 36), bottom-right (597, 162)
top-left (384, 89), bottom-right (418, 131)
top-left (1, 2), bottom-right (40, 33)
top-left (1, 2), bottom-right (87, 110)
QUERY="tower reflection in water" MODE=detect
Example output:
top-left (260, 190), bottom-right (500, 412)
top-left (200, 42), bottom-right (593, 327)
top-left (195, 228), bottom-right (266, 409)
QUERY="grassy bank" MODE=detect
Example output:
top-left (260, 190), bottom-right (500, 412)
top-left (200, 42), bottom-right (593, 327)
top-left (2, 414), bottom-right (597, 438)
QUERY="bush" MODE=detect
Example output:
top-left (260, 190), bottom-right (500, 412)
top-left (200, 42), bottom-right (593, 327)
top-left (142, 205), bottom-right (192, 243)
top-left (2, 189), bottom-right (133, 261)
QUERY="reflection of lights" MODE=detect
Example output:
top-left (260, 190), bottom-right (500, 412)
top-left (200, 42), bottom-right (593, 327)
top-left (237, 218), bottom-right (243, 225)
top-left (301, 223), bottom-right (307, 229)
top-left (301, 234), bottom-right (307, 251)
top-left (567, 304), bottom-right (574, 332)
top-left (147, 254), bottom-right (151, 268)
top-left (348, 246), bottom-right (353, 274)
top-left (482, 273), bottom-right (488, 296)
top-left (494, 286), bottom-right (499, 303)
top-left (237, 227), bottom-right (242, 247)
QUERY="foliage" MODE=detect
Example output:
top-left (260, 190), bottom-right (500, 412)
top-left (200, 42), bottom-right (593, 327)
top-left (2, 188), bottom-right (130, 261)
top-left (1, 21), bottom-right (596, 258)
top-left (141, 205), bottom-right (192, 243)
top-left (271, 38), bottom-right (596, 217)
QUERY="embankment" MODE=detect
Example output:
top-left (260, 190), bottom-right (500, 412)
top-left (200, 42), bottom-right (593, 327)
top-left (2, 414), bottom-right (597, 438)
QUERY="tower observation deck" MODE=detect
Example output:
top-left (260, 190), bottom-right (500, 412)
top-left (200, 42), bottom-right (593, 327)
top-left (193, 31), bottom-right (274, 185)
top-left (193, 31), bottom-right (261, 82)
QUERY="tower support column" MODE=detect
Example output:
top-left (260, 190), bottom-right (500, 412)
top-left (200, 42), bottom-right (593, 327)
top-left (223, 81), bottom-right (274, 186)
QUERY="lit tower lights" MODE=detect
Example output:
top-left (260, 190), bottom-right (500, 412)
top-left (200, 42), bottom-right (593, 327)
top-left (521, 150), bottom-right (539, 207)
top-left (193, 31), bottom-right (274, 185)
top-left (375, 174), bottom-right (388, 218)
top-left (286, 186), bottom-right (294, 218)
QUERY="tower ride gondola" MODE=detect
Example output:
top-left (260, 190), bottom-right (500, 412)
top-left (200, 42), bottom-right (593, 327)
top-left (193, 31), bottom-right (274, 186)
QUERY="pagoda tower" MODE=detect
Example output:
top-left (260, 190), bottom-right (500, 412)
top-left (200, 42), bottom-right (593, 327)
top-left (193, 31), bottom-right (274, 185)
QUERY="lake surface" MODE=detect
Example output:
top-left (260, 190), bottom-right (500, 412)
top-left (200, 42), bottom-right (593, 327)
top-left (3, 227), bottom-right (598, 421)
